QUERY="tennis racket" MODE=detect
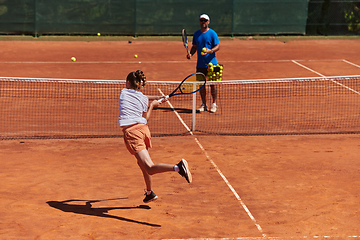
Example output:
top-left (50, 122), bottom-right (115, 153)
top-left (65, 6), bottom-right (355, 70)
top-left (159, 72), bottom-right (206, 102)
top-left (182, 29), bottom-right (190, 56)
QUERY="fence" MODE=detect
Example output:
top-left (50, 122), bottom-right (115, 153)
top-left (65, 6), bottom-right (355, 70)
top-left (1, 1), bottom-right (359, 37)
top-left (307, 0), bottom-right (360, 35)
top-left (0, 0), bottom-right (309, 36)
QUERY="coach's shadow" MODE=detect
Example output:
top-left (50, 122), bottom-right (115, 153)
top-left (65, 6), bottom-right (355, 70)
top-left (46, 198), bottom-right (161, 227)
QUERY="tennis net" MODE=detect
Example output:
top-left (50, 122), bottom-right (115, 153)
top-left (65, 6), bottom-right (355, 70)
top-left (1, 75), bottom-right (360, 140)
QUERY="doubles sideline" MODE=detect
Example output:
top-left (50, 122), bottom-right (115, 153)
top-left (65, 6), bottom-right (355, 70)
top-left (157, 88), bottom-right (266, 238)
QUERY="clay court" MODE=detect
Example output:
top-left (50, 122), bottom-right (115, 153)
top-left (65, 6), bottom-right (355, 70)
top-left (1, 37), bottom-right (360, 239)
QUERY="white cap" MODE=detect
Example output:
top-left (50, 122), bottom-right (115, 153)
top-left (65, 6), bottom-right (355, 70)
top-left (199, 14), bottom-right (210, 21)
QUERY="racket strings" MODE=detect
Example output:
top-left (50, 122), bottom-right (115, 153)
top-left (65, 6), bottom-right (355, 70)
top-left (180, 74), bottom-right (206, 94)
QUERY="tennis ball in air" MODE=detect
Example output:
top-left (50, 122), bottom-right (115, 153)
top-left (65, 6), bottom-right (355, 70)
top-left (71, 57), bottom-right (76, 62)
top-left (134, 54), bottom-right (138, 58)
top-left (97, 33), bottom-right (101, 36)
top-left (202, 47), bottom-right (207, 52)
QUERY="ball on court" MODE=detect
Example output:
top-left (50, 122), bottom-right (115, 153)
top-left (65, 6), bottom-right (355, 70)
top-left (134, 54), bottom-right (138, 58)
top-left (202, 47), bottom-right (207, 52)
top-left (71, 57), bottom-right (76, 62)
top-left (97, 33), bottom-right (101, 36)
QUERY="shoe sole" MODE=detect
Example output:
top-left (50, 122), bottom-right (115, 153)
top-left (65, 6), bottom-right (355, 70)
top-left (143, 195), bottom-right (158, 203)
top-left (210, 106), bottom-right (218, 113)
top-left (181, 159), bottom-right (192, 183)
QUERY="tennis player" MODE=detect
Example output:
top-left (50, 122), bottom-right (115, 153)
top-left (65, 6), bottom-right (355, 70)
top-left (119, 70), bottom-right (192, 203)
top-left (187, 13), bottom-right (220, 113)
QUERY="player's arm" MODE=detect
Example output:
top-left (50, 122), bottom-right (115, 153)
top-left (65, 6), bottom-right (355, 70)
top-left (143, 100), bottom-right (162, 121)
top-left (147, 95), bottom-right (163, 100)
top-left (187, 45), bottom-right (197, 59)
top-left (203, 44), bottom-right (220, 55)
top-left (211, 44), bottom-right (220, 53)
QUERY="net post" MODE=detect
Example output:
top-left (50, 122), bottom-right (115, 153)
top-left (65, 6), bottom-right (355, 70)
top-left (192, 82), bottom-right (196, 131)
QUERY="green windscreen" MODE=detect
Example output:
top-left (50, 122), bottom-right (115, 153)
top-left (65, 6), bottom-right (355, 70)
top-left (0, 0), bottom-right (310, 35)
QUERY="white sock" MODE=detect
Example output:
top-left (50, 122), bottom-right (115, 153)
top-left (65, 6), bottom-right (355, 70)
top-left (174, 165), bottom-right (179, 172)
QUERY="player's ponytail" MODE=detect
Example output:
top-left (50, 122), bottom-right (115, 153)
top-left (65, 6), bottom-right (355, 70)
top-left (135, 70), bottom-right (147, 88)
top-left (126, 70), bottom-right (147, 90)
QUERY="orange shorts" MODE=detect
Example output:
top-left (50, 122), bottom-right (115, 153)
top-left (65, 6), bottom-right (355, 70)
top-left (122, 123), bottom-right (152, 155)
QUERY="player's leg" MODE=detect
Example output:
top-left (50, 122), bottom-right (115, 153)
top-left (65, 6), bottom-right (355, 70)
top-left (211, 85), bottom-right (217, 103)
top-left (136, 149), bottom-right (175, 175)
top-left (197, 67), bottom-right (208, 111)
top-left (210, 85), bottom-right (218, 113)
top-left (135, 149), bottom-right (162, 203)
top-left (136, 153), bottom-right (152, 191)
top-left (135, 149), bottom-right (191, 202)
top-left (198, 87), bottom-right (207, 111)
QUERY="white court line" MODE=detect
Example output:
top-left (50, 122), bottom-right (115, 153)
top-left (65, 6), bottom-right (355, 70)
top-left (343, 59), bottom-right (360, 69)
top-left (157, 88), bottom-right (193, 134)
top-left (157, 88), bottom-right (266, 238)
top-left (291, 60), bottom-right (360, 96)
top-left (0, 59), bottom-right (344, 64)
top-left (164, 237), bottom-right (360, 240)
top-left (194, 138), bottom-right (266, 237)
top-left (291, 60), bottom-right (326, 77)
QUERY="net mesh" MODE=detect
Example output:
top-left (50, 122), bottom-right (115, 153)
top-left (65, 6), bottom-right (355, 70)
top-left (1, 76), bottom-right (360, 140)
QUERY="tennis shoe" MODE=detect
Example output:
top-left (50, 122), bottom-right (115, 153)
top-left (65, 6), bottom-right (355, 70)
top-left (143, 190), bottom-right (158, 203)
top-left (197, 103), bottom-right (207, 112)
top-left (210, 103), bottom-right (218, 113)
top-left (177, 159), bottom-right (192, 183)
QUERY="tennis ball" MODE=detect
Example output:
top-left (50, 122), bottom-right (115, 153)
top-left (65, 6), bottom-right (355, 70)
top-left (202, 47), bottom-right (207, 52)
top-left (201, 52), bottom-right (205, 55)
top-left (97, 33), bottom-right (101, 36)
top-left (71, 57), bottom-right (76, 62)
top-left (208, 62), bottom-right (213, 66)
top-left (134, 54), bottom-right (138, 58)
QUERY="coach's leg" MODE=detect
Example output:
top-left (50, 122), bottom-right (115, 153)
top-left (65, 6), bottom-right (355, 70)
top-left (211, 85), bottom-right (217, 104)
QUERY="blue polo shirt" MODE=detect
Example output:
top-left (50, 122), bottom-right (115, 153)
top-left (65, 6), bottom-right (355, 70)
top-left (192, 28), bottom-right (220, 68)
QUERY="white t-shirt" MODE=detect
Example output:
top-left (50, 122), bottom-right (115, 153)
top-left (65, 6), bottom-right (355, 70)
top-left (118, 88), bottom-right (149, 127)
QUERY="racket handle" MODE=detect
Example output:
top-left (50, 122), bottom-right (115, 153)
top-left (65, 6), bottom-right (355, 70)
top-left (158, 95), bottom-right (169, 103)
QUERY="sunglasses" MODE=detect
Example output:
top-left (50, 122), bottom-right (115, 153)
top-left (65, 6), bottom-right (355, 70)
top-left (200, 19), bottom-right (208, 22)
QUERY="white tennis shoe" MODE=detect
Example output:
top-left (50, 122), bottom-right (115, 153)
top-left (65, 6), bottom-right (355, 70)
top-left (210, 103), bottom-right (218, 113)
top-left (197, 103), bottom-right (207, 112)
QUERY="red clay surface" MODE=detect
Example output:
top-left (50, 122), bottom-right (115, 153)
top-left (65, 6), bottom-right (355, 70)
top-left (1, 38), bottom-right (360, 239)
top-left (0, 38), bottom-right (360, 80)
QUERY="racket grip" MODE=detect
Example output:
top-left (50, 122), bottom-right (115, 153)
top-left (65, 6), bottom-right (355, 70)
top-left (158, 95), bottom-right (169, 103)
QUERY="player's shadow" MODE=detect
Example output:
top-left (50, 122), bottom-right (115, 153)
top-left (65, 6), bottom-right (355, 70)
top-left (46, 198), bottom-right (161, 227)
top-left (156, 107), bottom-right (192, 113)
